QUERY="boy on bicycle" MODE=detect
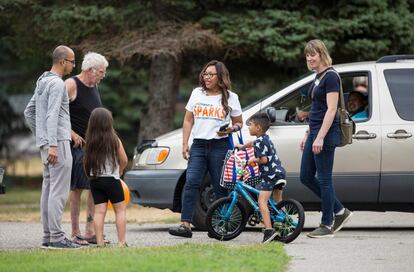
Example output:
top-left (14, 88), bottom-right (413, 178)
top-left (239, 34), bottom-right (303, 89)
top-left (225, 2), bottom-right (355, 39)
top-left (236, 109), bottom-right (286, 243)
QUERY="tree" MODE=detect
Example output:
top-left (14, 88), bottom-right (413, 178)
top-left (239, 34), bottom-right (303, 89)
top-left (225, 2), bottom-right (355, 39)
top-left (1, 0), bottom-right (414, 153)
top-left (77, 21), bottom-right (222, 144)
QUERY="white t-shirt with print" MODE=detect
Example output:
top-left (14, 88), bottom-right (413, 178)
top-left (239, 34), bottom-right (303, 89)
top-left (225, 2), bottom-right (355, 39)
top-left (185, 87), bottom-right (242, 140)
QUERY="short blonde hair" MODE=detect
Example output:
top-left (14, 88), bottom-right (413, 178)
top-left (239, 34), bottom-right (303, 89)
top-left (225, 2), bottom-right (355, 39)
top-left (304, 39), bottom-right (332, 70)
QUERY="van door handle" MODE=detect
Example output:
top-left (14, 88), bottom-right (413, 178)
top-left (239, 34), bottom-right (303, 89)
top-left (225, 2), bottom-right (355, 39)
top-left (387, 129), bottom-right (412, 139)
top-left (352, 130), bottom-right (377, 140)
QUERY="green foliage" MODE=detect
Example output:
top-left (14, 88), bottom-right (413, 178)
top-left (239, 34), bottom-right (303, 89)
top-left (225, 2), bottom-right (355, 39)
top-left (201, 0), bottom-right (414, 64)
top-left (202, 10), bottom-right (312, 62)
top-left (0, 243), bottom-right (289, 272)
top-left (98, 65), bottom-right (149, 155)
top-left (1, 2), bottom-right (121, 61)
top-left (1, 0), bottom-right (414, 156)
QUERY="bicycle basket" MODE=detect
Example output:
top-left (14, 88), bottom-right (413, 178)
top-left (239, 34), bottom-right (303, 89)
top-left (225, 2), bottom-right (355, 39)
top-left (244, 176), bottom-right (261, 187)
top-left (220, 173), bottom-right (261, 190)
top-left (220, 148), bottom-right (260, 190)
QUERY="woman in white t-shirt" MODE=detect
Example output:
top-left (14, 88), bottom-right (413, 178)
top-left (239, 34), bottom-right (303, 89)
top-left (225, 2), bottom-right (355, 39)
top-left (169, 60), bottom-right (243, 238)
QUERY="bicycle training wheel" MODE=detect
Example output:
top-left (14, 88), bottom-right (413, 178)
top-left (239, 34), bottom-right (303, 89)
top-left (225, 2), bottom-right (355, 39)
top-left (273, 199), bottom-right (305, 243)
top-left (206, 197), bottom-right (248, 241)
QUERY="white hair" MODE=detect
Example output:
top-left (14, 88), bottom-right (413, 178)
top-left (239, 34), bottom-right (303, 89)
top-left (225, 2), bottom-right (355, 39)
top-left (81, 52), bottom-right (108, 71)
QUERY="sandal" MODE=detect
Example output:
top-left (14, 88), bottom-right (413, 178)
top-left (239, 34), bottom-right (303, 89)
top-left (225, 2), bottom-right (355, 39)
top-left (118, 242), bottom-right (128, 248)
top-left (71, 234), bottom-right (90, 246)
top-left (85, 235), bottom-right (110, 245)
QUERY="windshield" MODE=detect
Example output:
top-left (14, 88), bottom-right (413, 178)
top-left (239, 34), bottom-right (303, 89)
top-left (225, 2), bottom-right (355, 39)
top-left (242, 71), bottom-right (313, 111)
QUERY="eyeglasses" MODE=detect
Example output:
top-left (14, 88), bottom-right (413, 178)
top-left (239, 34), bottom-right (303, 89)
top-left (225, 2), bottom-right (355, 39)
top-left (64, 59), bottom-right (76, 65)
top-left (202, 72), bottom-right (217, 79)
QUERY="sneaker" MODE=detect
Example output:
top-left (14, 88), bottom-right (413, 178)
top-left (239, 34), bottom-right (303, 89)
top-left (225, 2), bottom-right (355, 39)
top-left (262, 229), bottom-right (278, 243)
top-left (169, 224), bottom-right (192, 238)
top-left (41, 242), bottom-right (49, 249)
top-left (49, 238), bottom-right (81, 249)
top-left (307, 225), bottom-right (334, 238)
top-left (333, 208), bottom-right (353, 233)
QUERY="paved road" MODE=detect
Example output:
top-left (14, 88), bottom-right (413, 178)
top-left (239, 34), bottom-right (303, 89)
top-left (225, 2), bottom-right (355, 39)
top-left (1, 211), bottom-right (414, 272)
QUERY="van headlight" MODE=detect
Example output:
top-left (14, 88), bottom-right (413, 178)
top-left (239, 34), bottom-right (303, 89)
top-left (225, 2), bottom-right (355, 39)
top-left (138, 147), bottom-right (170, 165)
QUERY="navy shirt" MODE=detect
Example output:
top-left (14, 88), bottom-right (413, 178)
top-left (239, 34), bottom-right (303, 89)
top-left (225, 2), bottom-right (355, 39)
top-left (253, 134), bottom-right (286, 182)
top-left (308, 68), bottom-right (340, 133)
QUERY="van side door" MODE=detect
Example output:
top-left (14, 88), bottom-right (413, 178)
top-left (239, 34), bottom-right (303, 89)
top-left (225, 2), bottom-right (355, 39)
top-left (378, 67), bottom-right (414, 203)
top-left (333, 70), bottom-right (381, 203)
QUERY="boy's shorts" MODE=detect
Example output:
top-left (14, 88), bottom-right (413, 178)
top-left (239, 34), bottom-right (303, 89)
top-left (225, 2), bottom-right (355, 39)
top-left (256, 178), bottom-right (286, 191)
top-left (90, 177), bottom-right (125, 205)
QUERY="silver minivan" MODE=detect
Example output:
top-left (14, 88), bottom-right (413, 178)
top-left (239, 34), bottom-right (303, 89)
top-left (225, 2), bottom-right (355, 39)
top-left (125, 55), bottom-right (414, 229)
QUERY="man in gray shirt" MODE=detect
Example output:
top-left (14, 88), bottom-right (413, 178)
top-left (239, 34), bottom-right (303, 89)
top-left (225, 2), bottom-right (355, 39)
top-left (24, 45), bottom-right (80, 249)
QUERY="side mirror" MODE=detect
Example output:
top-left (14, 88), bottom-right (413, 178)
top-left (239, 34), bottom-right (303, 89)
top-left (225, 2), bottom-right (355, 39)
top-left (264, 107), bottom-right (287, 123)
top-left (275, 109), bottom-right (288, 122)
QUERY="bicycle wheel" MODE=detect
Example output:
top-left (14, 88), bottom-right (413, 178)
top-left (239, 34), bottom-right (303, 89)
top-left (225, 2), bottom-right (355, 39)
top-left (206, 197), bottom-right (248, 241)
top-left (273, 199), bottom-right (305, 243)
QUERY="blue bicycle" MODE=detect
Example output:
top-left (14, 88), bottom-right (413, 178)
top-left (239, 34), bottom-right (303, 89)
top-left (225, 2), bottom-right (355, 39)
top-left (206, 149), bottom-right (305, 243)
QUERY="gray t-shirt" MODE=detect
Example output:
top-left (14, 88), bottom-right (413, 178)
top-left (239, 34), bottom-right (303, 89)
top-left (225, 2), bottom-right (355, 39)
top-left (24, 71), bottom-right (71, 147)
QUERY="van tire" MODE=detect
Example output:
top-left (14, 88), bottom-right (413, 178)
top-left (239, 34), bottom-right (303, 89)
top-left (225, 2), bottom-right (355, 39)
top-left (191, 175), bottom-right (215, 230)
top-left (191, 176), bottom-right (252, 230)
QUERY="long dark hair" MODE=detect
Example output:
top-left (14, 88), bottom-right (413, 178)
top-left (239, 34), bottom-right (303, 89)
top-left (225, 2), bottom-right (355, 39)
top-left (199, 60), bottom-right (232, 116)
top-left (84, 107), bottom-right (119, 179)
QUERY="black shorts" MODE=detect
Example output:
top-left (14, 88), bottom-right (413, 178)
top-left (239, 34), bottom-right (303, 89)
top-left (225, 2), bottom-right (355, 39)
top-left (70, 146), bottom-right (90, 190)
top-left (90, 177), bottom-right (125, 205)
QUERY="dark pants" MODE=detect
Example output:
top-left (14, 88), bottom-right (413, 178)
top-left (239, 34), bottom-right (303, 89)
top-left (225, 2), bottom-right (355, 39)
top-left (181, 138), bottom-right (229, 222)
top-left (300, 129), bottom-right (343, 226)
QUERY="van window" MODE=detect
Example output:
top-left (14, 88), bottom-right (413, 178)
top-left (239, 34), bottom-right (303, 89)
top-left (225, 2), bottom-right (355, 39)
top-left (269, 82), bottom-right (312, 124)
top-left (342, 73), bottom-right (370, 122)
top-left (384, 69), bottom-right (414, 121)
top-left (267, 72), bottom-right (371, 125)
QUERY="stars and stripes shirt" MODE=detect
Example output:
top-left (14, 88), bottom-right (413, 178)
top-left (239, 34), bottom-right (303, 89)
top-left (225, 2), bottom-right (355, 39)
top-left (253, 134), bottom-right (286, 182)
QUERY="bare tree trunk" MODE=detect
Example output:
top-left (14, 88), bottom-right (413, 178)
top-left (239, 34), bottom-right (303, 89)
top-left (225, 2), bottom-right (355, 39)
top-left (138, 53), bottom-right (182, 145)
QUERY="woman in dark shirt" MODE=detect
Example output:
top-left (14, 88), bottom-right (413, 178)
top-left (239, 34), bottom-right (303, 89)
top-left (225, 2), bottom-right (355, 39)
top-left (300, 39), bottom-right (352, 238)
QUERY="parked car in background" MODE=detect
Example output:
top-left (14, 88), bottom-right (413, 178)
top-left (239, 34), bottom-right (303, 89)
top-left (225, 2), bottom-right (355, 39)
top-left (0, 166), bottom-right (5, 194)
top-left (125, 55), bottom-right (414, 229)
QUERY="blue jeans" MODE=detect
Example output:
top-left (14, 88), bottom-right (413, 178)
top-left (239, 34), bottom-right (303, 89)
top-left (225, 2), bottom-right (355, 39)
top-left (300, 129), bottom-right (343, 226)
top-left (181, 138), bottom-right (229, 222)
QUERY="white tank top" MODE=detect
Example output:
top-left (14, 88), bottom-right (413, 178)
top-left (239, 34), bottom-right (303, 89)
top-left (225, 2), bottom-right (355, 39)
top-left (97, 157), bottom-right (120, 180)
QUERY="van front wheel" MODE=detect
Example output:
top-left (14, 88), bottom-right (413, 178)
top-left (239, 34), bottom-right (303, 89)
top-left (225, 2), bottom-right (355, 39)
top-left (191, 175), bottom-right (215, 230)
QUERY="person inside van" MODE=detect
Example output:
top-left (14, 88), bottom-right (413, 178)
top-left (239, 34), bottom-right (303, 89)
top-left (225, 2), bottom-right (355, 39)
top-left (296, 75), bottom-right (369, 123)
top-left (352, 76), bottom-right (368, 95)
top-left (347, 91), bottom-right (368, 121)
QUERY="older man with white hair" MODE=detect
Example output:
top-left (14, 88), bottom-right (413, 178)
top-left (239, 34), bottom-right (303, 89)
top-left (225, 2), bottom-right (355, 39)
top-left (65, 52), bottom-right (109, 245)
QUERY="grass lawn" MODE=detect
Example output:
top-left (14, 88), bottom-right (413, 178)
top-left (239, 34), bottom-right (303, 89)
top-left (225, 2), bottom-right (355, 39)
top-left (0, 186), bottom-right (291, 272)
top-left (0, 243), bottom-right (289, 272)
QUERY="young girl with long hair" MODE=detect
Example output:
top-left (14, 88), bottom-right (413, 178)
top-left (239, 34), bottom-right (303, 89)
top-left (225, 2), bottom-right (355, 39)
top-left (84, 107), bottom-right (128, 247)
